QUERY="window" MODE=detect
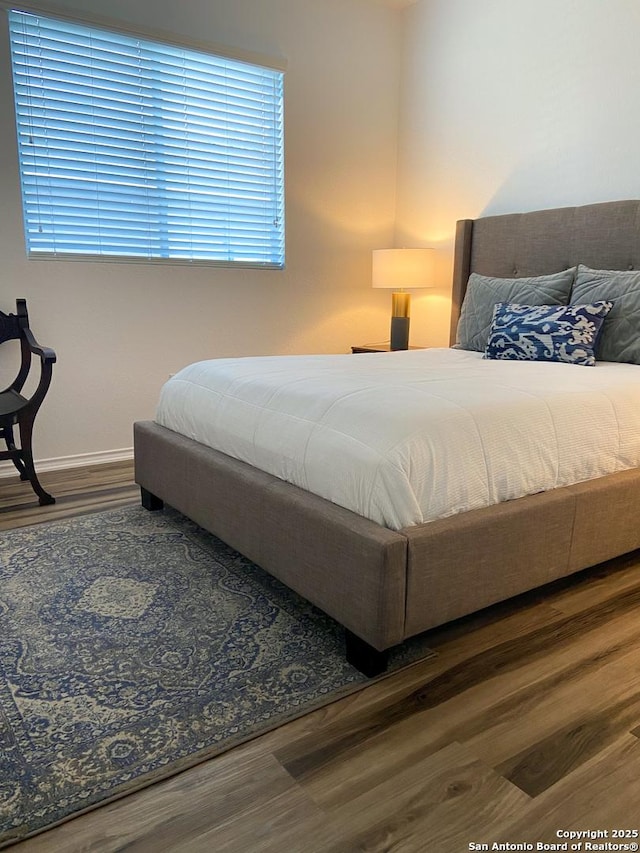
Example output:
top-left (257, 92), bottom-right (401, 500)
top-left (7, 10), bottom-right (285, 267)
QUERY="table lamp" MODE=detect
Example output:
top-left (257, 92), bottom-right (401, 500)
top-left (372, 248), bottom-right (435, 350)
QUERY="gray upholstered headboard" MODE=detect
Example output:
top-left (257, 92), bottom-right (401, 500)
top-left (449, 199), bottom-right (640, 345)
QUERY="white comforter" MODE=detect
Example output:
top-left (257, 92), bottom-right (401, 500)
top-left (155, 348), bottom-right (640, 530)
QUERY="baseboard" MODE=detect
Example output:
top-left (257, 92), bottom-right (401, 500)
top-left (0, 447), bottom-right (134, 479)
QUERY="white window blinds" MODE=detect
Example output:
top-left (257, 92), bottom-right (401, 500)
top-left (8, 10), bottom-right (285, 267)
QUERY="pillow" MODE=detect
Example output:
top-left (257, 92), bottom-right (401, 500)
top-left (571, 265), bottom-right (640, 364)
top-left (484, 301), bottom-right (613, 366)
top-left (456, 268), bottom-right (576, 352)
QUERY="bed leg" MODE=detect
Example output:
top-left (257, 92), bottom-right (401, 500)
top-left (140, 487), bottom-right (164, 511)
top-left (345, 630), bottom-right (388, 678)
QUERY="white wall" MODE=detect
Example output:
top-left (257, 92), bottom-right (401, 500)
top-left (396, 0), bottom-right (640, 346)
top-left (0, 0), bottom-right (401, 463)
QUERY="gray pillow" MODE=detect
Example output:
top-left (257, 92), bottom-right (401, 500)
top-left (456, 268), bottom-right (576, 352)
top-left (571, 265), bottom-right (640, 364)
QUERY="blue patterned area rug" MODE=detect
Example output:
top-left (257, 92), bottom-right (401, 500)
top-left (0, 506), bottom-right (433, 847)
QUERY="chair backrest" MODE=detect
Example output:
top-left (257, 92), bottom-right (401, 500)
top-left (0, 299), bottom-right (28, 345)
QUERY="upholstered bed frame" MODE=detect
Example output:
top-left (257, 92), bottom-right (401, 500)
top-left (134, 199), bottom-right (640, 675)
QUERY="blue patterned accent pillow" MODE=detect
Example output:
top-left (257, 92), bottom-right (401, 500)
top-left (484, 301), bottom-right (613, 366)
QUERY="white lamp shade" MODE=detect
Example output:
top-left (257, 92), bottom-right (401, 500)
top-left (372, 248), bottom-right (435, 289)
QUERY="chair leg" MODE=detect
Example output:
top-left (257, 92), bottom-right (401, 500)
top-left (2, 424), bottom-right (28, 480)
top-left (18, 420), bottom-right (55, 506)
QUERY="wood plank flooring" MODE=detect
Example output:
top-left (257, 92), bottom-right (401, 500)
top-left (0, 461), bottom-right (139, 530)
top-left (5, 462), bottom-right (640, 851)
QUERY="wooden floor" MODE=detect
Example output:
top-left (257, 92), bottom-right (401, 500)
top-left (0, 460), bottom-right (140, 531)
top-left (6, 463), bottom-right (640, 851)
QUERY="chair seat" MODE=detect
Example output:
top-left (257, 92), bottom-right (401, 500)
top-left (0, 389), bottom-right (28, 423)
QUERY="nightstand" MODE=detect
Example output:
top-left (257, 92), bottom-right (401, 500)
top-left (351, 342), bottom-right (425, 353)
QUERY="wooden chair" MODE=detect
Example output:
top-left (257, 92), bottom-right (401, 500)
top-left (0, 299), bottom-right (56, 505)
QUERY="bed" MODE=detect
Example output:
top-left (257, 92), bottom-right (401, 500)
top-left (134, 198), bottom-right (640, 676)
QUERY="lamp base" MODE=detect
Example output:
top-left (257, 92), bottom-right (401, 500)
top-left (390, 316), bottom-right (410, 351)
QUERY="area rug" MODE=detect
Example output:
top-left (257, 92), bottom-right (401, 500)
top-left (0, 505), bottom-right (433, 847)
